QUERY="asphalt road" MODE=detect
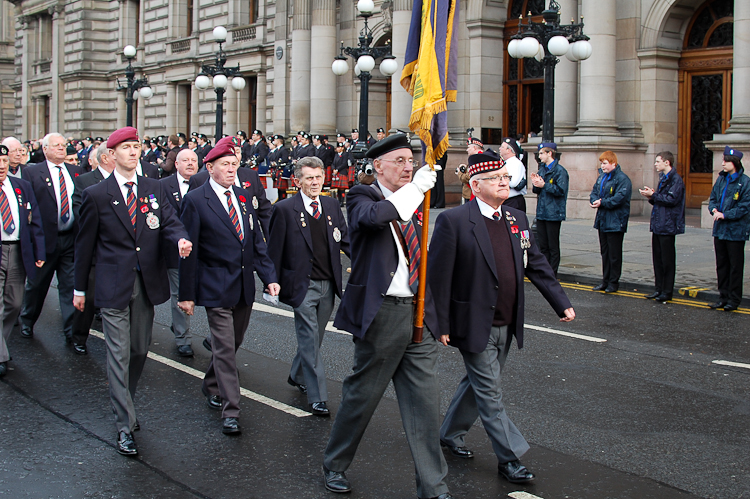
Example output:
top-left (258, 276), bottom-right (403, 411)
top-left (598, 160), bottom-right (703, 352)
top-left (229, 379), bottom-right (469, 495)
top-left (1, 273), bottom-right (748, 499)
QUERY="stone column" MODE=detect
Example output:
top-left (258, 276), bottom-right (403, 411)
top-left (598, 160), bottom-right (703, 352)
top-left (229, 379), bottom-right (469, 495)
top-left (575, 0), bottom-right (619, 136)
top-left (256, 71), bottom-right (267, 133)
top-left (191, 85), bottom-right (200, 135)
top-left (290, 0), bottom-right (312, 132)
top-left (117, 92), bottom-right (126, 128)
top-left (50, 5), bottom-right (64, 133)
top-left (166, 83), bottom-right (177, 134)
top-left (726, 0), bottom-right (750, 134)
top-left (226, 84), bottom-right (239, 134)
top-left (390, 0), bottom-right (413, 133)
top-left (554, 0), bottom-right (578, 136)
top-left (136, 97), bottom-right (145, 135)
top-left (18, 16), bottom-right (31, 139)
top-left (308, 0), bottom-right (336, 134)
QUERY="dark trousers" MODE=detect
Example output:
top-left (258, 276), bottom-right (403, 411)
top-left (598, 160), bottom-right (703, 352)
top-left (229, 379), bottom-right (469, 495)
top-left (429, 169), bottom-right (445, 209)
top-left (536, 220), bottom-right (562, 276)
top-left (71, 266), bottom-right (96, 345)
top-left (20, 230), bottom-right (75, 337)
top-left (598, 230), bottom-right (625, 288)
top-left (203, 304), bottom-right (253, 418)
top-left (714, 238), bottom-right (745, 306)
top-left (652, 234), bottom-right (676, 296)
top-left (503, 194), bottom-right (526, 213)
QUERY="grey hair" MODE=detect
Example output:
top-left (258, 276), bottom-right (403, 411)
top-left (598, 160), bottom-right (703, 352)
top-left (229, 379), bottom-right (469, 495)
top-left (294, 156), bottom-right (324, 178)
top-left (42, 133), bottom-right (65, 148)
top-left (95, 143), bottom-right (110, 164)
top-left (1, 136), bottom-right (22, 149)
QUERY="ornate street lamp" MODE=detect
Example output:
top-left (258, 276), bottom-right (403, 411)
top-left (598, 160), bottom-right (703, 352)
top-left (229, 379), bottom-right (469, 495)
top-left (331, 0), bottom-right (398, 158)
top-left (117, 45), bottom-right (153, 127)
top-left (194, 26), bottom-right (247, 140)
top-left (508, 0), bottom-right (592, 142)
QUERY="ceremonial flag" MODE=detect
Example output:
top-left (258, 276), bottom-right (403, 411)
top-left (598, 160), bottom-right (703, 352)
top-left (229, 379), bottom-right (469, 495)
top-left (400, 0), bottom-right (459, 165)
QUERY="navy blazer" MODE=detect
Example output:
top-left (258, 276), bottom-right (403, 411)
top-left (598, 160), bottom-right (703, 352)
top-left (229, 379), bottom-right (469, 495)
top-left (72, 168), bottom-right (105, 220)
top-left (74, 174), bottom-right (188, 309)
top-left (160, 173), bottom-right (190, 269)
top-left (188, 168), bottom-right (272, 238)
top-left (139, 160), bottom-right (160, 179)
top-left (333, 183), bottom-right (439, 339)
top-left (22, 161), bottom-right (84, 254)
top-left (178, 182), bottom-right (276, 308)
top-left (428, 199), bottom-right (572, 353)
top-left (267, 193), bottom-right (350, 308)
top-left (2, 177), bottom-right (46, 280)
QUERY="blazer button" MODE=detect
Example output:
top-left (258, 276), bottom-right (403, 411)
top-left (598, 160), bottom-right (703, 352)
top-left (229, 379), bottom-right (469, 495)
top-left (390, 272), bottom-right (394, 277)
top-left (241, 266), bottom-right (244, 269)
top-left (132, 267), bottom-right (137, 271)
top-left (381, 293), bottom-right (385, 297)
top-left (490, 305), bottom-right (495, 310)
top-left (136, 247), bottom-right (140, 252)
top-left (494, 285), bottom-right (498, 290)
top-left (310, 259), bottom-right (314, 263)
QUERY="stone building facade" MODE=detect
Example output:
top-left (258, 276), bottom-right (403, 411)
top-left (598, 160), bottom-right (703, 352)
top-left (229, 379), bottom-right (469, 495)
top-left (2, 0), bottom-right (747, 218)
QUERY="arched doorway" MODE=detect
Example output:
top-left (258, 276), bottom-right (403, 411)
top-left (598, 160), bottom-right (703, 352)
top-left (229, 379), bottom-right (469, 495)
top-left (677, 0), bottom-right (733, 208)
top-left (503, 0), bottom-right (545, 140)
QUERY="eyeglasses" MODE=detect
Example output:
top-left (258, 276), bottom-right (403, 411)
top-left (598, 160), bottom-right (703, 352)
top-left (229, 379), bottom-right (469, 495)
top-left (379, 158), bottom-right (418, 168)
top-left (477, 174), bottom-right (511, 184)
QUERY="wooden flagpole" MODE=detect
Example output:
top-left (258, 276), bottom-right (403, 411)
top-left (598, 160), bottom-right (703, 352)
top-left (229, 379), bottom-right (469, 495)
top-left (412, 173), bottom-right (432, 343)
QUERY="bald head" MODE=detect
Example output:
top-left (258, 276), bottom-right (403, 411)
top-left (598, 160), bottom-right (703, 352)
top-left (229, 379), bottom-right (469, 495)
top-left (175, 148), bottom-right (199, 179)
top-left (2, 137), bottom-right (24, 168)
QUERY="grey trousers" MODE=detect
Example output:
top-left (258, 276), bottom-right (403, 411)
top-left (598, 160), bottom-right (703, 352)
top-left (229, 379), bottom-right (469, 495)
top-left (440, 325), bottom-right (530, 463)
top-left (167, 268), bottom-right (191, 346)
top-left (290, 279), bottom-right (333, 404)
top-left (203, 304), bottom-right (253, 418)
top-left (0, 244), bottom-right (26, 363)
top-left (323, 299), bottom-right (449, 499)
top-left (21, 230), bottom-right (75, 337)
top-left (101, 271), bottom-right (154, 434)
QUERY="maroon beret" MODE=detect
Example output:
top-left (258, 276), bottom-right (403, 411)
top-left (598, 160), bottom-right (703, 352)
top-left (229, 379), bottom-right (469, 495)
top-left (107, 127), bottom-right (140, 148)
top-left (215, 136), bottom-right (239, 148)
top-left (203, 141), bottom-right (237, 164)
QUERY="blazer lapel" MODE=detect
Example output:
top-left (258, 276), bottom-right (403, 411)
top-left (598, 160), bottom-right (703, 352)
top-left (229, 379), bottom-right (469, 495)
top-left (469, 200), bottom-right (499, 280)
top-left (42, 163), bottom-right (58, 205)
top-left (135, 181), bottom-right (153, 242)
top-left (502, 210), bottom-right (523, 281)
top-left (206, 185), bottom-right (242, 242)
top-left (106, 175), bottom-right (136, 239)
top-left (294, 194), bottom-right (313, 252)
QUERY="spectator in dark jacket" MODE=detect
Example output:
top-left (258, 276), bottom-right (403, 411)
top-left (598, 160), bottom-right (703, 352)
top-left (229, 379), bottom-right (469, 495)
top-left (707, 146), bottom-right (750, 311)
top-left (589, 150), bottom-right (632, 293)
top-left (639, 151), bottom-right (685, 302)
top-left (531, 142), bottom-right (569, 276)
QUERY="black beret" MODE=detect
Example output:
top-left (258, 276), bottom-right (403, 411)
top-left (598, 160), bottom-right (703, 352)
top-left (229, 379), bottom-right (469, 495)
top-left (366, 133), bottom-right (410, 159)
top-left (236, 130), bottom-right (247, 138)
top-left (502, 137), bottom-right (520, 156)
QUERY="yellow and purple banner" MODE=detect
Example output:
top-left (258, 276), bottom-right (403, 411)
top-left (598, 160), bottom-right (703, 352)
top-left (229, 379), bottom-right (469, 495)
top-left (400, 0), bottom-right (458, 165)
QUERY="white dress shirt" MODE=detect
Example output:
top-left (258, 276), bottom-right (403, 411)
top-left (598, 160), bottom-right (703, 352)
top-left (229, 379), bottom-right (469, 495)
top-left (0, 179), bottom-right (20, 241)
top-left (504, 155), bottom-right (527, 197)
top-left (300, 191), bottom-right (323, 217)
top-left (476, 197), bottom-right (503, 220)
top-left (209, 178), bottom-right (244, 237)
top-left (176, 172), bottom-right (190, 198)
top-left (378, 181), bottom-right (413, 298)
top-left (46, 160), bottom-right (75, 231)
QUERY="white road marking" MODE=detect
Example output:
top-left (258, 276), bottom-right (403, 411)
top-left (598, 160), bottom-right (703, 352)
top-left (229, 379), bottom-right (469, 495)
top-left (524, 324), bottom-right (607, 343)
top-left (255, 302), bottom-right (603, 342)
top-left (509, 492), bottom-right (544, 499)
top-left (88, 330), bottom-right (311, 418)
top-left (712, 360), bottom-right (750, 370)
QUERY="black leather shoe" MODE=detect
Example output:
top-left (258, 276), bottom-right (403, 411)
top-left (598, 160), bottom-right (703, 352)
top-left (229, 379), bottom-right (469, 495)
top-left (646, 291), bottom-right (660, 299)
top-left (287, 375), bottom-right (307, 394)
top-left (724, 303), bottom-right (739, 311)
top-left (133, 420), bottom-right (140, 431)
top-left (654, 293), bottom-right (672, 302)
top-left (498, 460), bottom-right (535, 483)
top-left (116, 431), bottom-right (138, 456)
top-left (592, 283), bottom-right (607, 291)
top-left (202, 337), bottom-right (212, 352)
top-left (311, 402), bottom-right (330, 417)
top-left (20, 325), bottom-right (33, 338)
top-left (177, 345), bottom-right (194, 357)
top-left (0, 362), bottom-right (7, 377)
top-left (222, 417), bottom-right (241, 435)
top-left (73, 342), bottom-right (88, 355)
top-left (604, 285), bottom-right (619, 293)
top-left (420, 494), bottom-right (454, 499)
top-left (323, 465), bottom-right (352, 493)
top-left (709, 300), bottom-right (727, 309)
top-left (201, 386), bottom-right (222, 410)
top-left (440, 440), bottom-right (474, 458)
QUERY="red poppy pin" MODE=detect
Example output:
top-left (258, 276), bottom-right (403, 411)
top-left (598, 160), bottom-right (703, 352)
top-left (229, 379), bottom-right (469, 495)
top-left (239, 195), bottom-right (246, 203)
top-left (511, 225), bottom-right (519, 234)
top-left (140, 205), bottom-right (148, 213)
top-left (242, 181), bottom-right (251, 189)
top-left (74, 173), bottom-right (79, 177)
top-left (15, 188), bottom-right (21, 194)
top-left (417, 211), bottom-right (423, 221)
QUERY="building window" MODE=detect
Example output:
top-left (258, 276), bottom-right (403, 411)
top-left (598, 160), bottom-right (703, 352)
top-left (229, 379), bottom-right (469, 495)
top-left (170, 0), bottom-right (194, 38)
top-left (250, 0), bottom-right (258, 24)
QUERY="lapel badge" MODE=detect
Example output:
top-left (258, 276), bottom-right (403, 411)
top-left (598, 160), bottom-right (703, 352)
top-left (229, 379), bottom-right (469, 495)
top-left (333, 227), bottom-right (341, 242)
top-left (140, 205), bottom-right (149, 213)
top-left (248, 214), bottom-right (254, 231)
top-left (113, 200), bottom-right (119, 205)
top-left (252, 196), bottom-right (259, 210)
top-left (148, 193), bottom-right (159, 209)
top-left (523, 249), bottom-right (528, 269)
top-left (146, 212), bottom-right (160, 230)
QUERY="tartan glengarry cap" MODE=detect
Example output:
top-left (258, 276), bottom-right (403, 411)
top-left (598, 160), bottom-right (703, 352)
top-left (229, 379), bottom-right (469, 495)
top-left (107, 127), bottom-right (140, 148)
top-left (467, 136), bottom-right (483, 147)
top-left (724, 146), bottom-right (743, 160)
top-left (467, 150), bottom-right (505, 178)
top-left (366, 133), bottom-right (410, 159)
top-left (203, 141), bottom-right (237, 164)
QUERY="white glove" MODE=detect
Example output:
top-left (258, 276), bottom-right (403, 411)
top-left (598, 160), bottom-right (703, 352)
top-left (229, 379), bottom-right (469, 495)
top-left (412, 165), bottom-right (441, 194)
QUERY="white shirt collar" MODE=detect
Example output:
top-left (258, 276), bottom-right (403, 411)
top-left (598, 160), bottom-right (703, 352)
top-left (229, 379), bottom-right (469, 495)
top-left (475, 197), bottom-right (502, 219)
top-left (113, 168), bottom-right (138, 187)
